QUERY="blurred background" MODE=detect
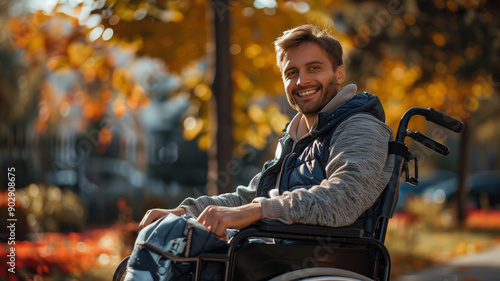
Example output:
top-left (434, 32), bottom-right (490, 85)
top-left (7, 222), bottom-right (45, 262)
top-left (0, 0), bottom-right (499, 280)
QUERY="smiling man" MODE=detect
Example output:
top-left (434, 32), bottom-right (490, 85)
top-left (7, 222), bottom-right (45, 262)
top-left (125, 23), bottom-right (395, 281)
top-left (137, 24), bottom-right (394, 239)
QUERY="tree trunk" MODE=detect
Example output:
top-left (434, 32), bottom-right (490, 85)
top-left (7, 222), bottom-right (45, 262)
top-left (207, 0), bottom-right (233, 196)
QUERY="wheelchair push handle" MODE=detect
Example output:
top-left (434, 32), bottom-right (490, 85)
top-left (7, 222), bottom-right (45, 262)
top-left (406, 130), bottom-right (450, 156)
top-left (396, 107), bottom-right (464, 143)
top-left (425, 107), bottom-right (464, 133)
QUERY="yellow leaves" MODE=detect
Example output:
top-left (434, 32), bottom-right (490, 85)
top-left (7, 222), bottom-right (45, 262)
top-left (183, 116), bottom-right (204, 141)
top-left (8, 12), bottom-right (49, 50)
top-left (27, 32), bottom-right (46, 57)
top-left (465, 44), bottom-right (483, 60)
top-left (252, 56), bottom-right (267, 68)
top-left (247, 103), bottom-right (289, 134)
top-left (234, 71), bottom-right (254, 93)
top-left (195, 133), bottom-right (210, 151)
top-left (119, 9), bottom-right (135, 22)
top-left (110, 85), bottom-right (149, 119)
top-left (236, 102), bottom-right (290, 150)
top-left (46, 56), bottom-right (69, 71)
top-left (244, 43), bottom-right (262, 59)
top-left (403, 14), bottom-right (416, 26)
top-left (230, 44), bottom-right (242, 55)
top-left (111, 99), bottom-right (126, 118)
top-left (163, 10), bottom-right (185, 23)
top-left (248, 104), bottom-right (267, 123)
top-left (452, 241), bottom-right (484, 257)
top-left (432, 32), bottom-right (446, 46)
top-left (128, 84), bottom-right (147, 110)
top-left (435, 62), bottom-right (448, 74)
top-left (391, 66), bottom-right (406, 81)
top-left (112, 69), bottom-right (129, 91)
top-left (366, 60), bottom-right (422, 100)
top-left (35, 81), bottom-right (57, 133)
top-left (111, 68), bottom-right (133, 96)
top-left (244, 129), bottom-right (267, 150)
top-left (194, 84), bottom-right (212, 101)
top-left (182, 114), bottom-right (210, 151)
top-left (362, 58), bottom-right (477, 130)
top-left (68, 42), bottom-right (94, 67)
top-left (472, 79), bottom-right (493, 99)
top-left (466, 96), bottom-right (480, 111)
top-left (266, 103), bottom-right (290, 134)
top-left (182, 63), bottom-right (204, 88)
top-left (82, 97), bottom-right (104, 121)
top-left (8, 17), bottom-right (27, 47)
top-left (183, 84), bottom-right (290, 151)
top-left (9, 12), bottom-right (82, 69)
top-left (371, 54), bottom-right (489, 128)
top-left (15, 0), bottom-right (344, 156)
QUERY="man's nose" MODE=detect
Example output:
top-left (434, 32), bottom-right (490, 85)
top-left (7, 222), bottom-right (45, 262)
top-left (297, 72), bottom-right (311, 86)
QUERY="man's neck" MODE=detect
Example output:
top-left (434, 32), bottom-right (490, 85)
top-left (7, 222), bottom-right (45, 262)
top-left (303, 114), bottom-right (318, 131)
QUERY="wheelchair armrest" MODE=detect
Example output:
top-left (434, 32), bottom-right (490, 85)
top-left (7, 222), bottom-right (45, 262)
top-left (248, 220), bottom-right (365, 238)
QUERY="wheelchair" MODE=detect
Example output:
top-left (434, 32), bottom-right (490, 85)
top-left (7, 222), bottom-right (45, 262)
top-left (113, 107), bottom-right (464, 281)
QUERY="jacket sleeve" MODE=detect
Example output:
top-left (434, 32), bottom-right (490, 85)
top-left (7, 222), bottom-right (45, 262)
top-left (178, 172), bottom-right (261, 217)
top-left (254, 114), bottom-right (394, 227)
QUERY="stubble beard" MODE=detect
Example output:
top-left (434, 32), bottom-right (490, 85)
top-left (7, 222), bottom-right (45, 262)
top-left (289, 80), bottom-right (340, 117)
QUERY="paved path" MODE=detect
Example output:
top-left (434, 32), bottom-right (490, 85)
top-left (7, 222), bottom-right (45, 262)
top-left (393, 245), bottom-right (500, 281)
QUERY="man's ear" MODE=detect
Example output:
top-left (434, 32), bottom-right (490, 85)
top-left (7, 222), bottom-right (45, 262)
top-left (336, 65), bottom-right (345, 84)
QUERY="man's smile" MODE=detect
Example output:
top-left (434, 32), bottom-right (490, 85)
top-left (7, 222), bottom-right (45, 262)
top-left (297, 88), bottom-right (318, 97)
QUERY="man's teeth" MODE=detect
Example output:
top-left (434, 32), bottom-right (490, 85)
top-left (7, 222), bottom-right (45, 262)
top-left (298, 89), bottom-right (317, 97)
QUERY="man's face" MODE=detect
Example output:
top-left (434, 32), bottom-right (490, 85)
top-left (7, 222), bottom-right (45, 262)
top-left (281, 42), bottom-right (345, 117)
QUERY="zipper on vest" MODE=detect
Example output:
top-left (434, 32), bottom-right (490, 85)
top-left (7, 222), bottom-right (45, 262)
top-left (256, 120), bottom-right (318, 196)
top-left (274, 141), bottom-right (296, 191)
top-left (256, 137), bottom-right (293, 196)
top-left (274, 131), bottom-right (314, 192)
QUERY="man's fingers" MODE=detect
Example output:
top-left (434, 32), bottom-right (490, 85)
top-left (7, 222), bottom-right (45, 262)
top-left (139, 209), bottom-right (166, 229)
top-left (138, 207), bottom-right (188, 229)
top-left (195, 203), bottom-right (261, 238)
top-left (196, 206), bottom-right (228, 239)
top-left (197, 206), bottom-right (219, 232)
top-left (214, 222), bottom-right (227, 239)
top-left (139, 210), bottom-right (152, 229)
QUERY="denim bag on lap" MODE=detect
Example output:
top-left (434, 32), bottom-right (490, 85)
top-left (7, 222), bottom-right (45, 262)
top-left (124, 213), bottom-right (229, 281)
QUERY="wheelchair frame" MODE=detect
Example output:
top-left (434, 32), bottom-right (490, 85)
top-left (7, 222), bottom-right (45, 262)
top-left (113, 107), bottom-right (464, 281)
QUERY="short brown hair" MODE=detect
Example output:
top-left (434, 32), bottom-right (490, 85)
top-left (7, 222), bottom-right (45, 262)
top-left (274, 24), bottom-right (343, 72)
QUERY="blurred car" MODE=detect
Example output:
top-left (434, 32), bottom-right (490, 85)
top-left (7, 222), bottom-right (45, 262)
top-left (421, 171), bottom-right (500, 210)
top-left (396, 169), bottom-right (457, 211)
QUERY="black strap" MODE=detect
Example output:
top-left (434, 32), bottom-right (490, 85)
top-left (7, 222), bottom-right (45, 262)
top-left (388, 141), bottom-right (408, 157)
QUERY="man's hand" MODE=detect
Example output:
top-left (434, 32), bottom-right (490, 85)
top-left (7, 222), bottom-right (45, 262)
top-left (139, 207), bottom-right (186, 229)
top-left (196, 202), bottom-right (262, 239)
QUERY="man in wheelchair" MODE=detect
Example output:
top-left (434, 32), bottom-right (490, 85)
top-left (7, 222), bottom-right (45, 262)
top-left (124, 24), bottom-right (395, 281)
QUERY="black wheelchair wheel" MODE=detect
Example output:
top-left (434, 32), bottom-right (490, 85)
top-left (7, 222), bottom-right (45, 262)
top-left (112, 256), bottom-right (130, 281)
top-left (268, 267), bottom-right (374, 281)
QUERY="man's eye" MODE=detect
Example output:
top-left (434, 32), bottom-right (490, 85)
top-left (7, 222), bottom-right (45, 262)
top-left (309, 66), bottom-right (320, 70)
top-left (286, 71), bottom-right (297, 78)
